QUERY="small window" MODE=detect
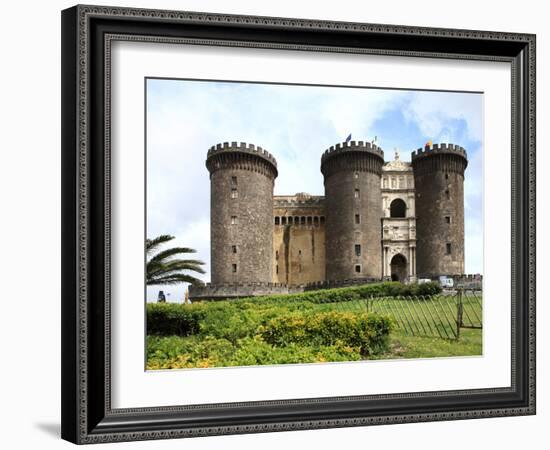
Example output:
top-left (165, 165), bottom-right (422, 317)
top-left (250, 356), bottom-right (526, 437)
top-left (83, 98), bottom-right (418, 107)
top-left (301, 216), bottom-right (306, 225)
top-left (354, 172), bottom-right (359, 179)
top-left (231, 188), bottom-right (238, 199)
top-left (354, 189), bottom-right (360, 199)
top-left (281, 216), bottom-right (287, 225)
top-left (320, 216), bottom-right (325, 225)
top-left (355, 214), bottom-right (360, 225)
top-left (276, 265), bottom-right (279, 274)
top-left (275, 217), bottom-right (280, 225)
top-left (445, 216), bottom-right (451, 224)
top-left (355, 244), bottom-right (361, 257)
top-left (288, 216), bottom-right (293, 225)
top-left (231, 216), bottom-right (238, 225)
top-left (275, 250), bottom-right (279, 260)
top-left (299, 264), bottom-right (302, 273)
top-left (445, 173), bottom-right (449, 180)
top-left (314, 216), bottom-right (319, 226)
top-left (298, 250), bottom-right (302, 256)
top-left (232, 245), bottom-right (237, 254)
top-left (355, 265), bottom-right (361, 273)
top-left (307, 216), bottom-right (312, 225)
top-left (232, 263), bottom-right (237, 273)
top-left (445, 189), bottom-right (450, 200)
top-left (446, 243), bottom-right (452, 254)
top-left (231, 176), bottom-right (237, 186)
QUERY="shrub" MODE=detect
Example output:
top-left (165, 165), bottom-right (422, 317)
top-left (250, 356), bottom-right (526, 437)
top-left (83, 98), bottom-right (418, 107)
top-left (415, 281), bottom-right (442, 296)
top-left (146, 303), bottom-right (206, 336)
top-left (146, 335), bottom-right (364, 369)
top-left (261, 310), bottom-right (392, 356)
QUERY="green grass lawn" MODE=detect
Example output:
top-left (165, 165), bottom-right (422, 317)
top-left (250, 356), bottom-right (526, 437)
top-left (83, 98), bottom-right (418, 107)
top-left (373, 328), bottom-right (482, 360)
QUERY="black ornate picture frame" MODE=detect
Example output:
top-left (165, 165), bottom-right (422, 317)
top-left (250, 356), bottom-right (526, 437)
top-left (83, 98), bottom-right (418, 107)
top-left (61, 4), bottom-right (536, 444)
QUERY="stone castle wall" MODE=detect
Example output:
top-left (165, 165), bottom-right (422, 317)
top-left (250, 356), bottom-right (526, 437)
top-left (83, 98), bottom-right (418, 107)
top-left (412, 144), bottom-right (467, 278)
top-left (189, 141), bottom-right (469, 300)
top-left (321, 142), bottom-right (384, 280)
top-left (207, 142), bottom-right (278, 284)
top-left (273, 195), bottom-right (326, 285)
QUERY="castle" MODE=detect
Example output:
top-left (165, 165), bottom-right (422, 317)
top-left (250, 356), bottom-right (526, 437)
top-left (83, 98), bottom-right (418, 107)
top-left (189, 140), bottom-right (468, 300)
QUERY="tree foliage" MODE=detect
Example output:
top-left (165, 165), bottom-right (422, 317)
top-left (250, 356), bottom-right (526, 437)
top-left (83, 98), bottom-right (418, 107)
top-left (146, 235), bottom-right (205, 286)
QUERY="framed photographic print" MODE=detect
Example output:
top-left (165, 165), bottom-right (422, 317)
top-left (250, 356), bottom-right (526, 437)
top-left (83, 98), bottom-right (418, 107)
top-left (61, 4), bottom-right (536, 444)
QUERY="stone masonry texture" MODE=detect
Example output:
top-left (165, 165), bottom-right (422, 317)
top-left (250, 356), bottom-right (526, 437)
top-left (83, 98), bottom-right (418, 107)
top-left (412, 144), bottom-right (467, 278)
top-left (206, 143), bottom-right (277, 284)
top-left (189, 141), bottom-right (468, 299)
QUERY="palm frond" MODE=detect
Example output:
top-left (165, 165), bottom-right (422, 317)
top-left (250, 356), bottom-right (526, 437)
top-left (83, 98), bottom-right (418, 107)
top-left (147, 273), bottom-right (204, 286)
top-left (148, 247), bottom-right (197, 264)
top-left (146, 235), bottom-right (174, 254)
top-left (145, 234), bottom-right (206, 287)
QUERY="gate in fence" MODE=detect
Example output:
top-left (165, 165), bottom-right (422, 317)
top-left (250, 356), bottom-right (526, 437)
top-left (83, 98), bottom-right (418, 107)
top-left (322, 289), bottom-right (482, 340)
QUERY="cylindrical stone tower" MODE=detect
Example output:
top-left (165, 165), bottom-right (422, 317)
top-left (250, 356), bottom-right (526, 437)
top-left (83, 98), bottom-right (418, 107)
top-left (321, 141), bottom-right (385, 281)
top-left (411, 143), bottom-right (468, 278)
top-left (206, 142), bottom-right (278, 284)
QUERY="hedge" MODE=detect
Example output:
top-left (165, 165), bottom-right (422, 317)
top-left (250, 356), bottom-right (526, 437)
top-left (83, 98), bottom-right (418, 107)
top-left (146, 303), bottom-right (206, 336)
top-left (260, 310), bottom-right (392, 356)
top-left (211, 281), bottom-right (442, 304)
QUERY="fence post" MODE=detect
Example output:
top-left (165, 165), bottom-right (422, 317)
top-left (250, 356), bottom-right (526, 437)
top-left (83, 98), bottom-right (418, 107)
top-left (456, 288), bottom-right (463, 340)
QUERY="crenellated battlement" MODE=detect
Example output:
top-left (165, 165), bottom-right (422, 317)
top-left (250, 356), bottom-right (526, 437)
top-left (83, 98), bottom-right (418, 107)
top-left (207, 141), bottom-right (278, 167)
top-left (411, 143), bottom-right (467, 162)
top-left (321, 140), bottom-right (384, 164)
top-left (273, 194), bottom-right (325, 208)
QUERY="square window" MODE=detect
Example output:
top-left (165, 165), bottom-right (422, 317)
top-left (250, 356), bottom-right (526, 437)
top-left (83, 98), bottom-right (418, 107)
top-left (355, 244), bottom-right (361, 257)
top-left (445, 189), bottom-right (450, 199)
top-left (354, 189), bottom-right (360, 199)
top-left (355, 265), bottom-right (361, 273)
top-left (231, 176), bottom-right (237, 186)
top-left (232, 245), bottom-right (237, 254)
top-left (231, 216), bottom-right (237, 225)
top-left (445, 216), bottom-right (451, 224)
top-left (231, 188), bottom-right (238, 199)
top-left (232, 264), bottom-right (237, 273)
top-left (446, 243), bottom-right (452, 254)
top-left (355, 214), bottom-right (360, 224)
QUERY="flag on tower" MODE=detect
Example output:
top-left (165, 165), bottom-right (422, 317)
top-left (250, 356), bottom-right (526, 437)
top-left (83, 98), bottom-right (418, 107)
top-left (345, 134), bottom-right (352, 143)
top-left (425, 139), bottom-right (433, 148)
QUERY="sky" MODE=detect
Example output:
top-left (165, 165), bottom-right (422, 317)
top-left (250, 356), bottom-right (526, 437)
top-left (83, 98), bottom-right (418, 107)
top-left (146, 78), bottom-right (483, 303)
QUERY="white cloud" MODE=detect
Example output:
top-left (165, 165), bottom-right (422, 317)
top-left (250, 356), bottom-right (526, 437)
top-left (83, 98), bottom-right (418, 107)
top-left (403, 91), bottom-right (483, 143)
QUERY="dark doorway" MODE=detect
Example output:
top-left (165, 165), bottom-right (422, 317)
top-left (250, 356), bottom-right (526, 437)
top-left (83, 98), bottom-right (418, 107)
top-left (390, 253), bottom-right (408, 282)
top-left (390, 198), bottom-right (407, 218)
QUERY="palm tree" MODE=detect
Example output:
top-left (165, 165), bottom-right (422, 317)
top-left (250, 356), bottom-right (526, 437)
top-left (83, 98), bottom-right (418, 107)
top-left (146, 235), bottom-right (206, 286)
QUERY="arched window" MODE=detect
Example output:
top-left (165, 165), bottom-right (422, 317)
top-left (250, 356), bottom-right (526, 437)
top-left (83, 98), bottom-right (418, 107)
top-left (390, 198), bottom-right (407, 218)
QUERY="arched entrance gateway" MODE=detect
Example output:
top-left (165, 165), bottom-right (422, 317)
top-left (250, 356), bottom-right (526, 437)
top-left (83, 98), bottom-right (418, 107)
top-left (390, 253), bottom-right (408, 282)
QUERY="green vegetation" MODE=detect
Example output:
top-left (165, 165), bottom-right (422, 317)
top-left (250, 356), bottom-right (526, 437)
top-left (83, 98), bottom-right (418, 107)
top-left (374, 328), bottom-right (482, 360)
top-left (146, 282), bottom-right (481, 370)
top-left (146, 235), bottom-right (205, 286)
